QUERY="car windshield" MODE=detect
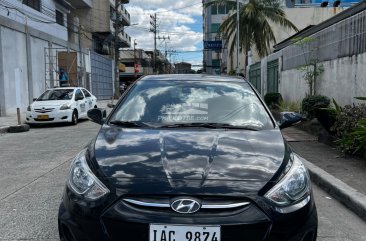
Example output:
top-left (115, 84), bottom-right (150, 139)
top-left (110, 80), bottom-right (274, 130)
top-left (37, 89), bottom-right (74, 101)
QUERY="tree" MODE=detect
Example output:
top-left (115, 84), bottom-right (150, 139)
top-left (205, 0), bottom-right (298, 68)
top-left (292, 36), bottom-right (324, 96)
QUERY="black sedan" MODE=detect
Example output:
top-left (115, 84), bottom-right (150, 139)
top-left (58, 74), bottom-right (317, 241)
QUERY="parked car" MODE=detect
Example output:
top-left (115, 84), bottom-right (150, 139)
top-left (26, 87), bottom-right (97, 125)
top-left (58, 74), bottom-right (317, 241)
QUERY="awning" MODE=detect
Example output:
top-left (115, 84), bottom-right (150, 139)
top-left (119, 63), bottom-right (126, 72)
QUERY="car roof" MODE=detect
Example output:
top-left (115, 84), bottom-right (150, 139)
top-left (46, 87), bottom-right (82, 90)
top-left (140, 74), bottom-right (247, 83)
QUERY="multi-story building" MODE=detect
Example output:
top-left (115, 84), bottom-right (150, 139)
top-left (119, 49), bottom-right (153, 85)
top-left (175, 62), bottom-right (193, 74)
top-left (68, 0), bottom-right (131, 55)
top-left (203, 0), bottom-right (230, 75)
top-left (203, 0), bottom-right (357, 77)
top-left (67, 0), bottom-right (132, 100)
top-left (0, 0), bottom-right (84, 116)
top-left (0, 0), bottom-right (71, 41)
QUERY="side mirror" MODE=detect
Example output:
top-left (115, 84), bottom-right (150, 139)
top-left (87, 108), bottom-right (106, 125)
top-left (33, 98), bottom-right (37, 101)
top-left (278, 112), bottom-right (303, 129)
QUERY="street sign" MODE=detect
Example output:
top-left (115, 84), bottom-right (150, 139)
top-left (204, 41), bottom-right (222, 50)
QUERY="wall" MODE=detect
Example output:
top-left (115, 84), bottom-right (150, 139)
top-left (0, 14), bottom-right (88, 116)
top-left (250, 7), bottom-right (346, 63)
top-left (0, 27), bottom-right (29, 115)
top-left (0, 0), bottom-right (68, 41)
top-left (279, 52), bottom-right (366, 106)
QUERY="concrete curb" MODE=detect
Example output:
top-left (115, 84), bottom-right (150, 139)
top-left (303, 158), bottom-right (366, 222)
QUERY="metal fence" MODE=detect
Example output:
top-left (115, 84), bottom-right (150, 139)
top-left (282, 10), bottom-right (366, 70)
top-left (91, 52), bottom-right (113, 100)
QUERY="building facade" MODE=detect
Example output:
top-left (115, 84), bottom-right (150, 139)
top-left (202, 0), bottom-right (234, 75)
top-left (175, 62), bottom-right (192, 74)
top-left (0, 0), bottom-right (84, 116)
top-left (119, 49), bottom-right (153, 85)
top-left (67, 0), bottom-right (132, 99)
top-left (0, 0), bottom-right (133, 116)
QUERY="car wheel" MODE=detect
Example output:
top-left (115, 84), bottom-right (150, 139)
top-left (71, 111), bottom-right (78, 125)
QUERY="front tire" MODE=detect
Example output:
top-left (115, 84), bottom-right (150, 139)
top-left (71, 111), bottom-right (78, 125)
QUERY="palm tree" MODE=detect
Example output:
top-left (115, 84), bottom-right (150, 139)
top-left (205, 0), bottom-right (298, 68)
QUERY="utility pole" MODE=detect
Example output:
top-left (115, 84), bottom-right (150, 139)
top-left (114, 0), bottom-right (121, 98)
top-left (236, 0), bottom-right (240, 75)
top-left (158, 35), bottom-right (169, 73)
top-left (134, 39), bottom-right (138, 80)
top-left (150, 13), bottom-right (157, 73)
top-left (167, 50), bottom-right (176, 73)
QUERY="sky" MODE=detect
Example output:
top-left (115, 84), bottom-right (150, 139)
top-left (124, 1), bottom-right (203, 70)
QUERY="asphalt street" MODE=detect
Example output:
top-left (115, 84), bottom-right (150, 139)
top-left (0, 120), bottom-right (365, 241)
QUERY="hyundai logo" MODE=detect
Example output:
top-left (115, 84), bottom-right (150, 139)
top-left (171, 198), bottom-right (201, 214)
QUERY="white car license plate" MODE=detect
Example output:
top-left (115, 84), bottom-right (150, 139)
top-left (37, 115), bottom-right (49, 120)
top-left (150, 224), bottom-right (220, 241)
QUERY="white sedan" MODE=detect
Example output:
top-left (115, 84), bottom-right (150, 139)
top-left (26, 87), bottom-right (97, 125)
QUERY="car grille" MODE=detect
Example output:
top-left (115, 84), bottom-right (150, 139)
top-left (123, 197), bottom-right (251, 212)
top-left (34, 108), bottom-right (55, 113)
top-left (101, 196), bottom-right (271, 241)
top-left (34, 118), bottom-right (55, 121)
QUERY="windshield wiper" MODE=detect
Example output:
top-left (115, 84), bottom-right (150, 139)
top-left (160, 123), bottom-right (259, 130)
top-left (109, 120), bottom-right (151, 128)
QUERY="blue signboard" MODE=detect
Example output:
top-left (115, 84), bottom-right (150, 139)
top-left (204, 41), bottom-right (222, 50)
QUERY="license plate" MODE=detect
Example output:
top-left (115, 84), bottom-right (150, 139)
top-left (150, 224), bottom-right (220, 241)
top-left (37, 115), bottom-right (49, 120)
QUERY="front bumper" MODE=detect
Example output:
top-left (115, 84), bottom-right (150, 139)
top-left (58, 188), bottom-right (318, 241)
top-left (26, 109), bottom-right (73, 124)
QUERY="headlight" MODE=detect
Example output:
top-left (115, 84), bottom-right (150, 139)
top-left (264, 153), bottom-right (311, 213)
top-left (60, 103), bottom-right (71, 110)
top-left (27, 105), bottom-right (31, 111)
top-left (67, 149), bottom-right (110, 201)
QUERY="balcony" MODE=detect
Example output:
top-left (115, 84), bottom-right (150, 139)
top-left (120, 5), bottom-right (131, 26)
top-left (67, 0), bottom-right (92, 8)
top-left (118, 31), bottom-right (131, 48)
top-left (110, 0), bottom-right (129, 8)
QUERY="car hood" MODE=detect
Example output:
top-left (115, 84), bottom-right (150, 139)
top-left (93, 126), bottom-right (288, 195)
top-left (32, 100), bottom-right (70, 108)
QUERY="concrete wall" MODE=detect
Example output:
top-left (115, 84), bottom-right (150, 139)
top-left (30, 37), bottom-right (49, 99)
top-left (0, 13), bottom-right (88, 116)
top-left (0, 0), bottom-right (68, 41)
top-left (279, 52), bottom-right (366, 106)
top-left (1, 27), bottom-right (29, 115)
top-left (250, 7), bottom-right (346, 63)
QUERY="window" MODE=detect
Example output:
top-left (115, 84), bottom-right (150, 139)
top-left (56, 10), bottom-right (64, 26)
top-left (212, 59), bottom-right (220, 67)
top-left (218, 4), bottom-right (226, 14)
top-left (211, 5), bottom-right (217, 15)
top-left (75, 89), bottom-right (84, 100)
top-left (211, 23), bottom-right (220, 33)
top-left (110, 80), bottom-right (273, 129)
top-left (82, 89), bottom-right (92, 98)
top-left (23, 0), bottom-right (41, 12)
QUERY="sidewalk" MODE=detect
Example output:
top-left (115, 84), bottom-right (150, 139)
top-left (0, 100), bottom-right (113, 133)
top-left (282, 126), bottom-right (366, 221)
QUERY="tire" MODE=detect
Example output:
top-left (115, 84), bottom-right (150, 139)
top-left (7, 124), bottom-right (30, 133)
top-left (71, 111), bottom-right (78, 125)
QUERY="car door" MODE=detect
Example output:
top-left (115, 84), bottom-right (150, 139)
top-left (75, 89), bottom-right (87, 118)
top-left (82, 88), bottom-right (95, 111)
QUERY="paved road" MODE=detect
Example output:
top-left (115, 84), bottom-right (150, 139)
top-left (0, 121), bottom-right (365, 241)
